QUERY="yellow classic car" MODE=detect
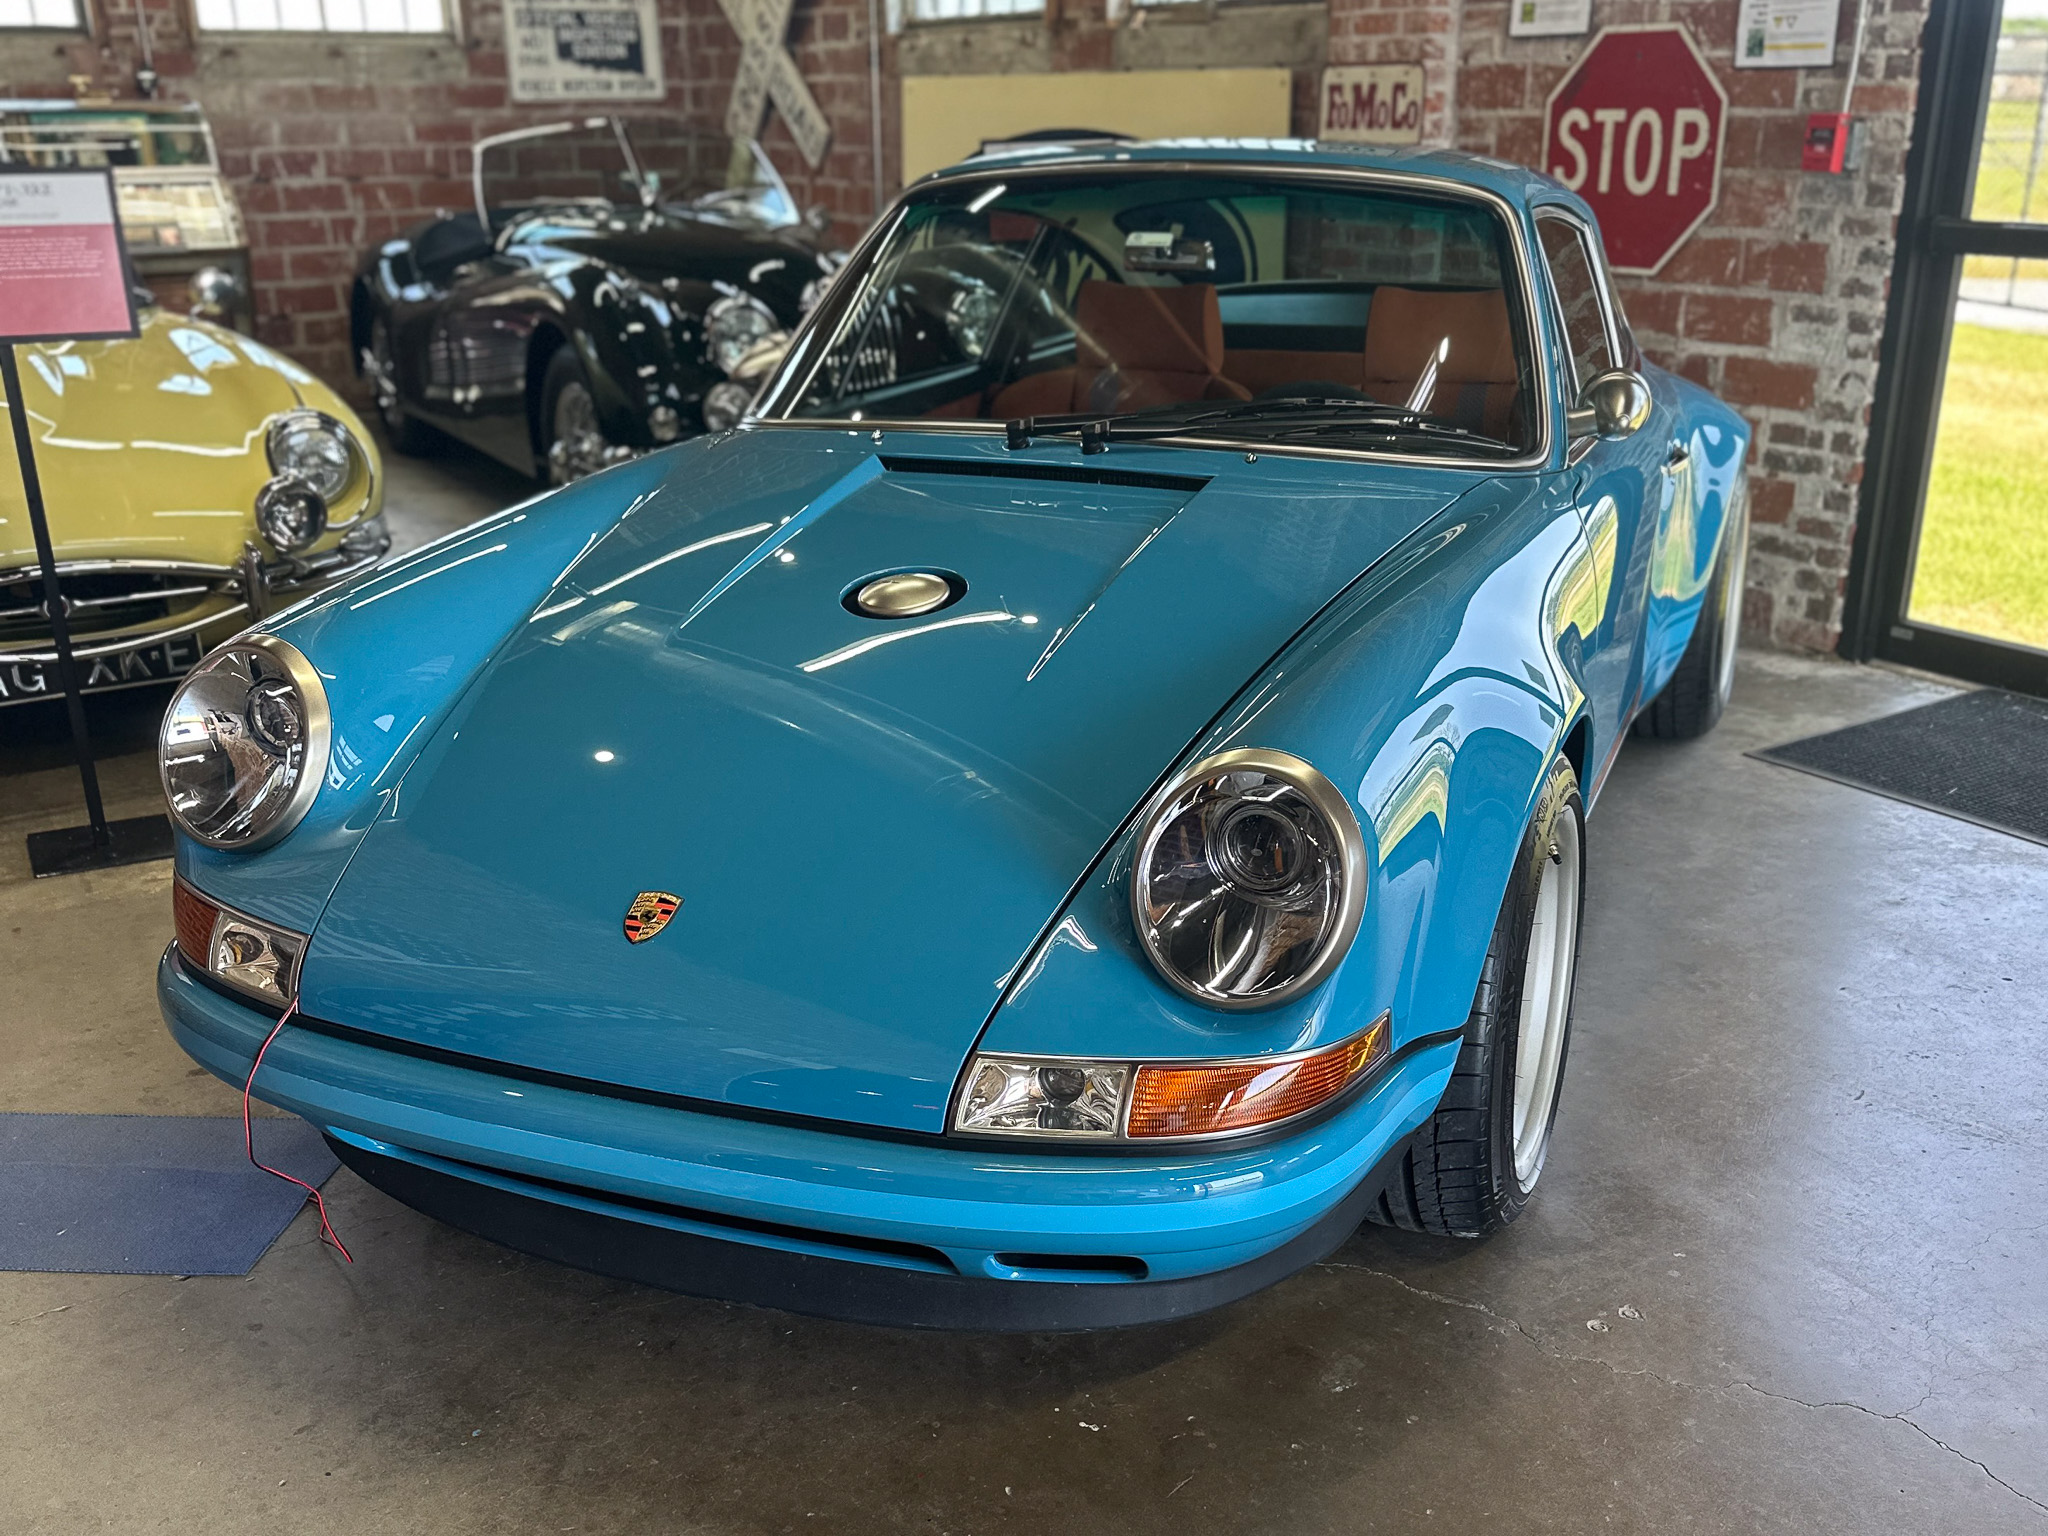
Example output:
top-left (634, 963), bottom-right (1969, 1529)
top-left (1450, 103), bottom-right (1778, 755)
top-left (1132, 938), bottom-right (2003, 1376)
top-left (1, 308), bottom-right (387, 707)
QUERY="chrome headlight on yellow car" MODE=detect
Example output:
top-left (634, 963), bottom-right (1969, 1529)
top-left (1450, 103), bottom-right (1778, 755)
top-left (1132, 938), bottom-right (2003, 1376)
top-left (159, 634), bottom-right (329, 851)
top-left (258, 409), bottom-right (366, 553)
top-left (1129, 749), bottom-right (1366, 1010)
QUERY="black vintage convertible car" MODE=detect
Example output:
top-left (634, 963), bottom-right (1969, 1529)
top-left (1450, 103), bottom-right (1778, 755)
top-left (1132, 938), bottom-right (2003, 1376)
top-left (350, 118), bottom-right (840, 482)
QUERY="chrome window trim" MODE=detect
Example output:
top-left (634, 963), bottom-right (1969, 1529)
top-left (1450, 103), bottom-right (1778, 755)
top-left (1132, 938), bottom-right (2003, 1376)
top-left (751, 160), bottom-right (1556, 472)
top-left (1129, 746), bottom-right (1369, 1013)
top-left (160, 631), bottom-right (331, 853)
top-left (947, 1010), bottom-right (1394, 1146)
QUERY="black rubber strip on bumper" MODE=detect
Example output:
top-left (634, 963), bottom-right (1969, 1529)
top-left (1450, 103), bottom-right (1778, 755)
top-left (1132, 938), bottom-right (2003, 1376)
top-left (327, 1132), bottom-right (1413, 1333)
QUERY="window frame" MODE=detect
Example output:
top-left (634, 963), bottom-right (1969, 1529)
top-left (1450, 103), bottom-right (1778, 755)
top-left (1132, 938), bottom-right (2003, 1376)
top-left (1531, 207), bottom-right (1629, 399)
top-left (189, 0), bottom-right (449, 38)
top-left (0, 0), bottom-right (86, 30)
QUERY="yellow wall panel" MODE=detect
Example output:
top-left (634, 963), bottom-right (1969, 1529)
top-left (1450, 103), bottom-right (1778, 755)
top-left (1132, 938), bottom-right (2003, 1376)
top-left (899, 69), bottom-right (1295, 184)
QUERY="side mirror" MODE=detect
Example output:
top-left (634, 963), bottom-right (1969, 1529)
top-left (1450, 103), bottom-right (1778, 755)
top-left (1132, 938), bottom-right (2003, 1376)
top-left (187, 265), bottom-right (244, 323)
top-left (1567, 368), bottom-right (1653, 441)
top-left (804, 204), bottom-right (834, 237)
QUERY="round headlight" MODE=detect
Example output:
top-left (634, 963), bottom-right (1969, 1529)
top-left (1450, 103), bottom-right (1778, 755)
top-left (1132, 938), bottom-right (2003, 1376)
top-left (1130, 748), bottom-right (1365, 1010)
top-left (705, 293), bottom-right (779, 375)
top-left (159, 636), bottom-right (330, 851)
top-left (265, 409), bottom-right (359, 504)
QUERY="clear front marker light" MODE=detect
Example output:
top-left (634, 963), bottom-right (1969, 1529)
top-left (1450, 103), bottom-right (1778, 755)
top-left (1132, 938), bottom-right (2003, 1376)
top-left (955, 1058), bottom-right (1129, 1137)
top-left (159, 635), bottom-right (330, 850)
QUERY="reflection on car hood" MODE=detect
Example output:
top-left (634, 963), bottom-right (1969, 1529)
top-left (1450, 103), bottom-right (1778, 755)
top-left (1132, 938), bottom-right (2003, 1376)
top-left (300, 429), bottom-right (1481, 1133)
top-left (540, 211), bottom-right (822, 301)
top-left (0, 313), bottom-right (355, 570)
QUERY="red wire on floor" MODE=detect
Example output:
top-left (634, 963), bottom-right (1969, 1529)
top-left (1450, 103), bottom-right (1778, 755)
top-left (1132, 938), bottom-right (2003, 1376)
top-left (243, 996), bottom-right (353, 1263)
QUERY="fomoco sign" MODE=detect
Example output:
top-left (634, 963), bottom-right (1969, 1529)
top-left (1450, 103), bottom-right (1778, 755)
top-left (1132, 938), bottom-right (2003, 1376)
top-left (1542, 26), bottom-right (1728, 274)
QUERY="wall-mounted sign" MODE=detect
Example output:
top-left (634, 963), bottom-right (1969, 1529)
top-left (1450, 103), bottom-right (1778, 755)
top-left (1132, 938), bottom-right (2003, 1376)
top-left (1736, 0), bottom-right (1842, 69)
top-left (1509, 0), bottom-right (1592, 40)
top-left (1318, 64), bottom-right (1427, 145)
top-left (0, 168), bottom-right (137, 343)
top-left (508, 0), bottom-right (666, 104)
top-left (1542, 26), bottom-right (1728, 274)
top-left (718, 0), bottom-right (832, 169)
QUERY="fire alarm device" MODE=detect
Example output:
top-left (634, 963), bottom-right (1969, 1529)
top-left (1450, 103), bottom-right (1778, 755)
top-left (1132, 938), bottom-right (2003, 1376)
top-left (1803, 112), bottom-right (1851, 173)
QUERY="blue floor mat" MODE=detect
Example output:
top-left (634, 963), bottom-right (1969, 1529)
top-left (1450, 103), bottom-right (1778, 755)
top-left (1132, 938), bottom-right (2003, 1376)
top-left (0, 1113), bottom-right (339, 1275)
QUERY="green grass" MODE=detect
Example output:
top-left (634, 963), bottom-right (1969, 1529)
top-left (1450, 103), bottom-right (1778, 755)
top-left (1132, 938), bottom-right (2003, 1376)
top-left (1969, 98), bottom-right (2048, 223)
top-left (1907, 323), bottom-right (2048, 650)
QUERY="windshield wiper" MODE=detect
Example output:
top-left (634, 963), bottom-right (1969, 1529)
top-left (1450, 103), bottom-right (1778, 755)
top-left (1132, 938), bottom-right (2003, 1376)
top-left (1006, 397), bottom-right (1516, 456)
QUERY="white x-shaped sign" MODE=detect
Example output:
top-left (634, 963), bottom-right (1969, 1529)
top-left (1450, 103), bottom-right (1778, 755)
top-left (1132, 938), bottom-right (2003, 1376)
top-left (719, 0), bottom-right (833, 170)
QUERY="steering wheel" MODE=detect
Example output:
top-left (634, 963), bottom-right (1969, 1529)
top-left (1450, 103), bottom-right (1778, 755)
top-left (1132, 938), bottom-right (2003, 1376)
top-left (1255, 381), bottom-right (1374, 402)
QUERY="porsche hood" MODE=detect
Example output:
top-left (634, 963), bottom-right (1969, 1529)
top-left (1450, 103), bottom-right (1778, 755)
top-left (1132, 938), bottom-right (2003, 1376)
top-left (299, 432), bottom-right (1480, 1133)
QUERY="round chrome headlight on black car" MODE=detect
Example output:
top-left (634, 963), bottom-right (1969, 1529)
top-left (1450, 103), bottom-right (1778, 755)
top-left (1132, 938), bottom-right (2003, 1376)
top-left (265, 409), bottom-right (362, 505)
top-left (159, 635), bottom-right (330, 851)
top-left (1130, 749), bottom-right (1366, 1010)
top-left (705, 293), bottom-right (779, 375)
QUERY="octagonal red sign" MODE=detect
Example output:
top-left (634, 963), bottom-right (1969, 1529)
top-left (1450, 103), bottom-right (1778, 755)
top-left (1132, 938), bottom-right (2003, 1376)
top-left (1542, 26), bottom-right (1728, 274)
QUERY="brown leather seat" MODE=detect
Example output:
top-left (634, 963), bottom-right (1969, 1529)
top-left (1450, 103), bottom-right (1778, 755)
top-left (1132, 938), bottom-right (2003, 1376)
top-left (991, 281), bottom-right (1250, 418)
top-left (1361, 287), bottom-right (1520, 440)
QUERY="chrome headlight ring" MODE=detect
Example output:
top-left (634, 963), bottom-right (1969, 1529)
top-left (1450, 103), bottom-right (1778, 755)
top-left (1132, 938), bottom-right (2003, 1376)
top-left (159, 633), bottom-right (330, 852)
top-left (1129, 748), bottom-right (1367, 1011)
top-left (705, 292), bottom-right (780, 375)
top-left (264, 408), bottom-right (366, 508)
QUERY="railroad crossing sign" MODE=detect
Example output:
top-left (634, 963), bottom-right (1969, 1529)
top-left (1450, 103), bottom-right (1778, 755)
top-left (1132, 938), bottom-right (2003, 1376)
top-left (1542, 26), bottom-right (1728, 274)
top-left (719, 0), bottom-right (832, 170)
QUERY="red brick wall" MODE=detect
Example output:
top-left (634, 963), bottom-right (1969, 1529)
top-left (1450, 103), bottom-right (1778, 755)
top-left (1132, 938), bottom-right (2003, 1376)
top-left (17, 0), bottom-right (890, 386)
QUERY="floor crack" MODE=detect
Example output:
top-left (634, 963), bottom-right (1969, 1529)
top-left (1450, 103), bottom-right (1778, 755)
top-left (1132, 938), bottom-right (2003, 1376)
top-left (1319, 1260), bottom-right (2048, 1521)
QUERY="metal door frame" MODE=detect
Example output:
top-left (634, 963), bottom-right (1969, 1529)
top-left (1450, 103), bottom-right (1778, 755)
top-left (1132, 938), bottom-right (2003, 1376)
top-left (1843, 0), bottom-right (2048, 696)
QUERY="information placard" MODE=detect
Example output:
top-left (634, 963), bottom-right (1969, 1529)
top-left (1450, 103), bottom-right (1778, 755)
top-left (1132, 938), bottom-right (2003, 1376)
top-left (0, 169), bottom-right (137, 345)
top-left (1510, 0), bottom-right (1592, 40)
top-left (1318, 64), bottom-right (1428, 145)
top-left (1736, 0), bottom-right (1842, 69)
top-left (508, 0), bottom-right (667, 103)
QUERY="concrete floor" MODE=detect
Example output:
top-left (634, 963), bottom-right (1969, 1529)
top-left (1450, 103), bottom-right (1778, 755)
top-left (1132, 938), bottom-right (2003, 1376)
top-left (2, 450), bottom-right (2044, 1533)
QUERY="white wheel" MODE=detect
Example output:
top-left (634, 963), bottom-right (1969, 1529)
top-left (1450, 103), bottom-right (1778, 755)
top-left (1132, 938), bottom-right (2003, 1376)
top-left (1511, 805), bottom-right (1581, 1189)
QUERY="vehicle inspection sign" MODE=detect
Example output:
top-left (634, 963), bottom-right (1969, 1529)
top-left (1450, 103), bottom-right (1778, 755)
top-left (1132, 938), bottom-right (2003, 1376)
top-left (0, 169), bottom-right (137, 344)
top-left (1542, 26), bottom-right (1728, 274)
top-left (508, 0), bottom-right (666, 103)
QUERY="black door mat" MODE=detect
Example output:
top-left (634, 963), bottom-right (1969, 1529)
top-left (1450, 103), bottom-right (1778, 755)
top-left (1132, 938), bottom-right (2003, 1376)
top-left (1750, 688), bottom-right (2048, 847)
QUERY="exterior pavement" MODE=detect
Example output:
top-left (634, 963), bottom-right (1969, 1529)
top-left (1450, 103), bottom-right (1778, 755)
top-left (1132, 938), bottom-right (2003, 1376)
top-left (1, 445), bottom-right (2042, 1533)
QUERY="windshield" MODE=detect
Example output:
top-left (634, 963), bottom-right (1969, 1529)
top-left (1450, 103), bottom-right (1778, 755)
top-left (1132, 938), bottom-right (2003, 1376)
top-left (770, 170), bottom-right (1539, 455)
top-left (477, 119), bottom-right (796, 229)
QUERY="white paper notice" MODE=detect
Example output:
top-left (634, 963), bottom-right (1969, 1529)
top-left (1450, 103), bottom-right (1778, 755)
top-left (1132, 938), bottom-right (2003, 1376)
top-left (509, 0), bottom-right (666, 103)
top-left (1736, 0), bottom-right (1842, 69)
top-left (1509, 0), bottom-right (1592, 40)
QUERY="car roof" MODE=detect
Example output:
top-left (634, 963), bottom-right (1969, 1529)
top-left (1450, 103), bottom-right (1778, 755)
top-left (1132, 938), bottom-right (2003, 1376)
top-left (920, 136), bottom-right (1566, 211)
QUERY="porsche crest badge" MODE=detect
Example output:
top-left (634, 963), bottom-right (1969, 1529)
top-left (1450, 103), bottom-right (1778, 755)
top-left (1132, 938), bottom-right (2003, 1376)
top-left (623, 890), bottom-right (682, 944)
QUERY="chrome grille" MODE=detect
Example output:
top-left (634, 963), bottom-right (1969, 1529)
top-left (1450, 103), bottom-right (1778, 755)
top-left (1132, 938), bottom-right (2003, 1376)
top-left (0, 567), bottom-right (226, 643)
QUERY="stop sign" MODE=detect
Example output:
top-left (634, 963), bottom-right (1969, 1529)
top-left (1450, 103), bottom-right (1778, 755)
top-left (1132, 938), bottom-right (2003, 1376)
top-left (1542, 26), bottom-right (1728, 274)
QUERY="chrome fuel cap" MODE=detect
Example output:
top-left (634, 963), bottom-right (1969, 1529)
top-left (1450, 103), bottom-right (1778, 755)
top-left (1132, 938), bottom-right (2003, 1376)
top-left (848, 570), bottom-right (962, 619)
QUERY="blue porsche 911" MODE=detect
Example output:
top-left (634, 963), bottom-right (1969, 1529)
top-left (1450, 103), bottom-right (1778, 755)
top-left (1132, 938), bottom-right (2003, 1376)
top-left (158, 138), bottom-right (1749, 1330)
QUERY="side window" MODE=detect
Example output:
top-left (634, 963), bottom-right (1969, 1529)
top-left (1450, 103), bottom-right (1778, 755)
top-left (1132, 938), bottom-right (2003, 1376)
top-left (1536, 217), bottom-right (1616, 391)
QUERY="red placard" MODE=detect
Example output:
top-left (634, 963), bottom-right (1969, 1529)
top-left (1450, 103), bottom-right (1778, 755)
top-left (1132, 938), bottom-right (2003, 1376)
top-left (1541, 26), bottom-right (1729, 275)
top-left (0, 168), bottom-right (139, 344)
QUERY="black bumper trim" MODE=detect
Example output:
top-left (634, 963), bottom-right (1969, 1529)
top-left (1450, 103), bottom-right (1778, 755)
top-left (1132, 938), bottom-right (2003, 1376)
top-left (327, 1132), bottom-right (1412, 1332)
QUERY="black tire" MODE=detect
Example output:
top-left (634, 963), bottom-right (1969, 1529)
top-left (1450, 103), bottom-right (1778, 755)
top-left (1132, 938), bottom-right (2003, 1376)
top-left (538, 344), bottom-right (607, 485)
top-left (363, 313), bottom-right (433, 456)
top-left (1370, 755), bottom-right (1585, 1238)
top-left (1633, 477), bottom-right (1750, 740)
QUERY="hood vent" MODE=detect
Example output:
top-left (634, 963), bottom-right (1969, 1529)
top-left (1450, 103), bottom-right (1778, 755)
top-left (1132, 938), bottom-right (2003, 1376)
top-left (878, 455), bottom-right (1210, 495)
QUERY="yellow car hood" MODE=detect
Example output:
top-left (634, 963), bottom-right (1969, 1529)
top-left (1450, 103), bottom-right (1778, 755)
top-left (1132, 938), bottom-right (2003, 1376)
top-left (0, 313), bottom-right (372, 572)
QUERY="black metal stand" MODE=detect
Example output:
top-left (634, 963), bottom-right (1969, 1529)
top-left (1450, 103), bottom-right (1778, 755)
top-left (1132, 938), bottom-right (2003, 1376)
top-left (4, 343), bottom-right (174, 878)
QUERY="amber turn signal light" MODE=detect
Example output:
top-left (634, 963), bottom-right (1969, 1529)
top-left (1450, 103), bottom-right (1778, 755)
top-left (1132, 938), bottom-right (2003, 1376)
top-left (1125, 1015), bottom-right (1390, 1139)
top-left (174, 875), bottom-right (221, 970)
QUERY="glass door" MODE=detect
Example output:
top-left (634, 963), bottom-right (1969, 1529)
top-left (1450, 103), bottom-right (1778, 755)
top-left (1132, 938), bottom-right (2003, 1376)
top-left (1848, 0), bottom-right (2048, 695)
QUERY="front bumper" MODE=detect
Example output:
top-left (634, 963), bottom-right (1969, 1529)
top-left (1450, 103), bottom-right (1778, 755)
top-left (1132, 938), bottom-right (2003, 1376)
top-left (159, 948), bottom-right (1458, 1330)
